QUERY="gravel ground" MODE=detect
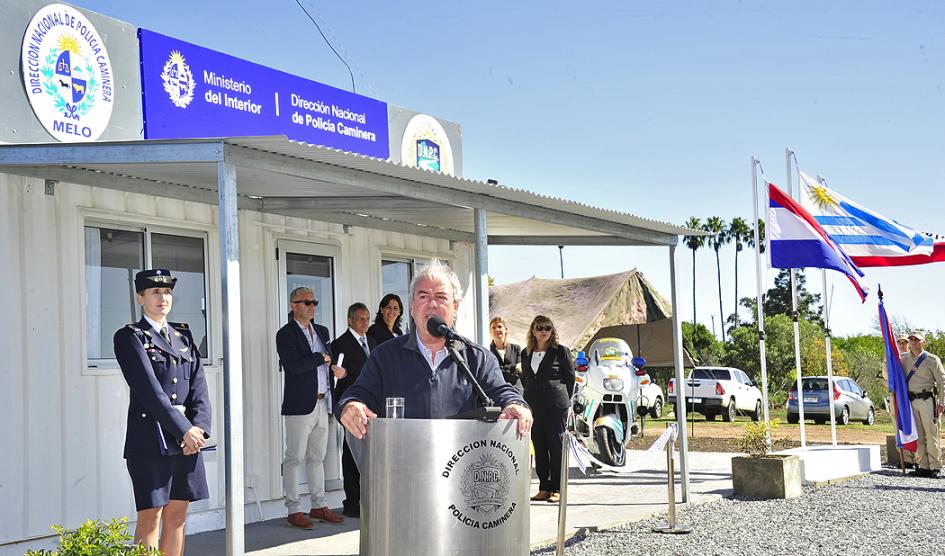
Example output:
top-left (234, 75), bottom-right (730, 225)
top-left (532, 469), bottom-right (945, 556)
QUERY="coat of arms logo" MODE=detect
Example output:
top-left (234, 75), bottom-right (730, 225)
top-left (460, 453), bottom-right (510, 514)
top-left (161, 50), bottom-right (195, 108)
top-left (21, 4), bottom-right (115, 142)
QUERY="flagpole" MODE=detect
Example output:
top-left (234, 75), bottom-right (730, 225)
top-left (751, 156), bottom-right (771, 448)
top-left (821, 270), bottom-right (838, 445)
top-left (786, 147), bottom-right (807, 449)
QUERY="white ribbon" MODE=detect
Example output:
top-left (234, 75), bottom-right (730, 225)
top-left (569, 423), bottom-right (677, 475)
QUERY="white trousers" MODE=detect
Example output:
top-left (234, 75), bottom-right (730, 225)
top-left (283, 400), bottom-right (330, 512)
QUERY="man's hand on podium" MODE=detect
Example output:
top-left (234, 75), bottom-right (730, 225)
top-left (499, 403), bottom-right (533, 437)
top-left (340, 401), bottom-right (377, 439)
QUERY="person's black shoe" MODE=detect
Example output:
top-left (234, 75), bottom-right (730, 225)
top-left (908, 468), bottom-right (931, 477)
top-left (342, 506), bottom-right (360, 519)
top-left (929, 470), bottom-right (940, 479)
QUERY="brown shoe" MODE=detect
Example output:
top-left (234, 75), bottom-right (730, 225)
top-left (546, 492), bottom-right (561, 503)
top-left (287, 512), bottom-right (314, 529)
top-left (530, 490), bottom-right (550, 501)
top-left (310, 506), bottom-right (344, 524)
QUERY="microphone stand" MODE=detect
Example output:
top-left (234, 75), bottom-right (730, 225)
top-left (445, 338), bottom-right (502, 421)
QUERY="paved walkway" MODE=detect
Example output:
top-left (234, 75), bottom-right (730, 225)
top-left (186, 450), bottom-right (735, 555)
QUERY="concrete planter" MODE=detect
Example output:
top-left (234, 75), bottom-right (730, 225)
top-left (731, 454), bottom-right (802, 499)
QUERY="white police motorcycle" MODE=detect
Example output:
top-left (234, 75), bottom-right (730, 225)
top-left (570, 338), bottom-right (642, 466)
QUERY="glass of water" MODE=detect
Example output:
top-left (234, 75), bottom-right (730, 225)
top-left (386, 397), bottom-right (405, 419)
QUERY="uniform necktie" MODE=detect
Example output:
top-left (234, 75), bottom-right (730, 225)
top-left (160, 326), bottom-right (170, 343)
top-left (360, 336), bottom-right (370, 356)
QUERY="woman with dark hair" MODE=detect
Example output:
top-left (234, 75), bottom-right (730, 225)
top-left (489, 316), bottom-right (523, 395)
top-left (520, 315), bottom-right (574, 504)
top-left (366, 293), bottom-right (404, 346)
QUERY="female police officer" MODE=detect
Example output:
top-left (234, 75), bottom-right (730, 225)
top-left (114, 269), bottom-right (211, 555)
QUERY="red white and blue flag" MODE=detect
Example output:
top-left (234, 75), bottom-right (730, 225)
top-left (799, 172), bottom-right (945, 267)
top-left (766, 181), bottom-right (869, 301)
top-left (878, 294), bottom-right (919, 452)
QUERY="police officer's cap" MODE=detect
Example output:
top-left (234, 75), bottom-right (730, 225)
top-left (134, 269), bottom-right (177, 292)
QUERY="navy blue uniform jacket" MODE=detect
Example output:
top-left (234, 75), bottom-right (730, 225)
top-left (277, 319), bottom-right (335, 416)
top-left (114, 318), bottom-right (212, 457)
top-left (335, 330), bottom-right (526, 419)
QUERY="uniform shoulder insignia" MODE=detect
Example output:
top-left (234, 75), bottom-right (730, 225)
top-left (168, 321), bottom-right (190, 330)
top-left (126, 324), bottom-right (142, 332)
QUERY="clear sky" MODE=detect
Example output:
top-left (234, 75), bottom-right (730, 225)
top-left (72, 0), bottom-right (945, 338)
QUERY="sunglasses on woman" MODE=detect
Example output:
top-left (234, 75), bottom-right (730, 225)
top-left (534, 324), bottom-right (553, 332)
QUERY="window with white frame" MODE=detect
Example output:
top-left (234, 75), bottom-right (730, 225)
top-left (381, 257), bottom-right (448, 311)
top-left (85, 224), bottom-right (209, 365)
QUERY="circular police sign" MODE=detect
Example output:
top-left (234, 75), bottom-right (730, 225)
top-left (400, 114), bottom-right (454, 176)
top-left (21, 4), bottom-right (115, 142)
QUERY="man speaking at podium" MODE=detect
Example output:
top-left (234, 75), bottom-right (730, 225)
top-left (337, 260), bottom-right (532, 438)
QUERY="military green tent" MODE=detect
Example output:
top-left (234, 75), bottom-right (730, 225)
top-left (489, 269), bottom-right (694, 367)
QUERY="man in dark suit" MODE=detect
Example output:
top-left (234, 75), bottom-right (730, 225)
top-left (277, 287), bottom-right (347, 529)
top-left (330, 302), bottom-right (376, 518)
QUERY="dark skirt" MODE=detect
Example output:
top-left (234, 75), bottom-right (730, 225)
top-left (126, 453), bottom-right (209, 511)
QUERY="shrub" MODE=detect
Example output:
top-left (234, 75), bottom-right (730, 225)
top-left (735, 419), bottom-right (785, 457)
top-left (25, 518), bottom-right (159, 556)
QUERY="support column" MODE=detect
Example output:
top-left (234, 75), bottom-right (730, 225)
top-left (669, 245), bottom-right (690, 502)
top-left (218, 161), bottom-right (245, 556)
top-left (473, 208), bottom-right (489, 344)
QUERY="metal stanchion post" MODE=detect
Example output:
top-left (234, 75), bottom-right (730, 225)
top-left (652, 424), bottom-right (692, 534)
top-left (556, 429), bottom-right (571, 556)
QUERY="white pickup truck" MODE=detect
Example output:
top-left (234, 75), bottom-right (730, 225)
top-left (667, 366), bottom-right (763, 422)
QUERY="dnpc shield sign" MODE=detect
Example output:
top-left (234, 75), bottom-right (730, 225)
top-left (21, 4), bottom-right (115, 142)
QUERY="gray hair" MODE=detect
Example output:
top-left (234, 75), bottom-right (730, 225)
top-left (410, 259), bottom-right (463, 302)
top-left (289, 286), bottom-right (314, 302)
top-left (347, 302), bottom-right (370, 318)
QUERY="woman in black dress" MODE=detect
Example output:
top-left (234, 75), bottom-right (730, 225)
top-left (520, 315), bottom-right (574, 504)
top-left (366, 293), bottom-right (404, 345)
top-left (114, 269), bottom-right (211, 556)
top-left (489, 316), bottom-right (523, 394)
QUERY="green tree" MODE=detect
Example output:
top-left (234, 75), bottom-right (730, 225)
top-left (682, 321), bottom-right (722, 365)
top-left (728, 217), bottom-right (752, 328)
top-left (703, 216), bottom-right (730, 341)
top-left (762, 269), bottom-right (823, 325)
top-left (755, 218), bottom-right (766, 253)
top-left (683, 217), bottom-right (704, 330)
top-left (724, 314), bottom-right (824, 397)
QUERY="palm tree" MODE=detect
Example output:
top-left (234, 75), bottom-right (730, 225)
top-left (728, 217), bottom-right (752, 327)
top-left (683, 217), bottom-right (704, 330)
top-left (703, 216), bottom-right (729, 342)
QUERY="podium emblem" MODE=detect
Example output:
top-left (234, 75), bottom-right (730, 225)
top-left (460, 454), bottom-right (510, 514)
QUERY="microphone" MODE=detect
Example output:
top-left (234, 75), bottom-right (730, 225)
top-left (426, 316), bottom-right (475, 345)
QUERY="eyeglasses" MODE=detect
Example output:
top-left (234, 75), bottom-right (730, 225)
top-left (292, 299), bottom-right (319, 307)
top-left (535, 325), bottom-right (553, 332)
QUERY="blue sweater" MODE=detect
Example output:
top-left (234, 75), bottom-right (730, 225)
top-left (335, 330), bottom-right (525, 419)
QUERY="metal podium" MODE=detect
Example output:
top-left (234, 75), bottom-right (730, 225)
top-left (360, 418), bottom-right (530, 556)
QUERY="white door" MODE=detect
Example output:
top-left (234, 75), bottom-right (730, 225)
top-left (277, 240), bottom-right (343, 492)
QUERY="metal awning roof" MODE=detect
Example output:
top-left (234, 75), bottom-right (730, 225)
top-left (0, 136), bottom-right (701, 246)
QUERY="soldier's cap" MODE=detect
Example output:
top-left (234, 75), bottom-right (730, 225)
top-left (134, 269), bottom-right (177, 293)
top-left (896, 334), bottom-right (909, 342)
top-left (908, 330), bottom-right (925, 341)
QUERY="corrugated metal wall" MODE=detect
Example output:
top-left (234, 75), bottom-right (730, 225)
top-left (0, 172), bottom-right (471, 547)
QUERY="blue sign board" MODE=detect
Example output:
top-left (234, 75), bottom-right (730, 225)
top-left (138, 29), bottom-right (389, 159)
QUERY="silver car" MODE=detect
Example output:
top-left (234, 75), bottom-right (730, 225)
top-left (786, 376), bottom-right (875, 426)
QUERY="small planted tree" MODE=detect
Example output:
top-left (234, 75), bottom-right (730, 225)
top-left (25, 518), bottom-right (160, 556)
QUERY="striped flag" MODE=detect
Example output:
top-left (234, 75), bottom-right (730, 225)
top-left (799, 172), bottom-right (945, 267)
top-left (878, 294), bottom-right (919, 452)
top-left (766, 181), bottom-right (869, 301)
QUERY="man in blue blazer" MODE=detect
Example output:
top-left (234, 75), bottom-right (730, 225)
top-left (277, 286), bottom-right (347, 529)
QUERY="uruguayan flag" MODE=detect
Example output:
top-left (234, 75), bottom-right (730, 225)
top-left (799, 171), bottom-right (936, 266)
